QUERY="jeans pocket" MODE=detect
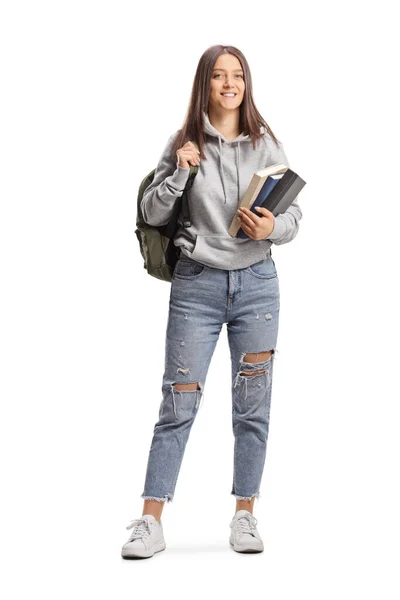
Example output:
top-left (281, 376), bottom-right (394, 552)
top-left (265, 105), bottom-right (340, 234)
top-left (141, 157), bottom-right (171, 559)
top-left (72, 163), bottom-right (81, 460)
top-left (173, 258), bottom-right (207, 280)
top-left (246, 257), bottom-right (277, 279)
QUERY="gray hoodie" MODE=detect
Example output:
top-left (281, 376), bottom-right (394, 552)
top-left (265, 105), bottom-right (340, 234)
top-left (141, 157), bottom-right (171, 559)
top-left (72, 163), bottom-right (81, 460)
top-left (141, 110), bottom-right (303, 270)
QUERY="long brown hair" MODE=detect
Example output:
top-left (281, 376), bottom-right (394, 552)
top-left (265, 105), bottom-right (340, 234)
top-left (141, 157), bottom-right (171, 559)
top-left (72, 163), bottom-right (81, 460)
top-left (170, 45), bottom-right (281, 161)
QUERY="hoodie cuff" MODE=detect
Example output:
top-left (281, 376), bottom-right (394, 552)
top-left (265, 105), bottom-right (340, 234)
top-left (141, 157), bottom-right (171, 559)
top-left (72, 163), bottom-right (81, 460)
top-left (169, 163), bottom-right (191, 191)
top-left (266, 215), bottom-right (287, 241)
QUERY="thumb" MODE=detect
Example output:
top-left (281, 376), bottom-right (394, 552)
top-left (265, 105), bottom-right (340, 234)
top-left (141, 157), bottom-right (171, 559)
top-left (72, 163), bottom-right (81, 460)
top-left (254, 206), bottom-right (272, 217)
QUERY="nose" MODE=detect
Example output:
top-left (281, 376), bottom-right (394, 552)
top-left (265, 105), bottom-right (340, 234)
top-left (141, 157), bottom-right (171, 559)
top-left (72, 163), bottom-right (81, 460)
top-left (223, 74), bottom-right (236, 88)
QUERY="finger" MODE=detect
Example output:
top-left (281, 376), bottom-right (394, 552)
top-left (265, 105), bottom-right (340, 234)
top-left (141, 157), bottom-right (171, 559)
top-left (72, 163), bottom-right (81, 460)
top-left (254, 206), bottom-right (272, 217)
top-left (238, 217), bottom-right (255, 237)
top-left (178, 149), bottom-right (200, 166)
top-left (189, 141), bottom-right (201, 155)
top-left (239, 221), bottom-right (256, 239)
top-left (185, 145), bottom-right (201, 163)
top-left (238, 208), bottom-right (258, 227)
top-left (184, 141), bottom-right (201, 155)
top-left (191, 150), bottom-right (200, 165)
top-left (239, 207), bottom-right (261, 225)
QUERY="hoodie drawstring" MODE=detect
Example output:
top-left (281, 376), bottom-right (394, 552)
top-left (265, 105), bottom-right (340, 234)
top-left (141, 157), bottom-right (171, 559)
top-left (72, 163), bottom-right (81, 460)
top-left (236, 142), bottom-right (241, 204)
top-left (203, 111), bottom-right (249, 205)
top-left (217, 136), bottom-right (241, 205)
top-left (218, 136), bottom-right (227, 204)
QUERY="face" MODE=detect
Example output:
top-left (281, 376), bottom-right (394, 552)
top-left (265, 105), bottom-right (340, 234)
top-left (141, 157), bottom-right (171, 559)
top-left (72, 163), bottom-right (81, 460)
top-left (208, 53), bottom-right (245, 112)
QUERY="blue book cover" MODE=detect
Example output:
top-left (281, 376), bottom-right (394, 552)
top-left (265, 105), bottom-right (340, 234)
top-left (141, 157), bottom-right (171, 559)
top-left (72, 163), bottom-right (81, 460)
top-left (236, 176), bottom-right (281, 239)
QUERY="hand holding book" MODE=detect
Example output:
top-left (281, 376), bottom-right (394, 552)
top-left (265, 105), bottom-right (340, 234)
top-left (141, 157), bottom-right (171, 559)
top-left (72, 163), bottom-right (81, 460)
top-left (236, 205), bottom-right (275, 240)
top-left (228, 163), bottom-right (306, 239)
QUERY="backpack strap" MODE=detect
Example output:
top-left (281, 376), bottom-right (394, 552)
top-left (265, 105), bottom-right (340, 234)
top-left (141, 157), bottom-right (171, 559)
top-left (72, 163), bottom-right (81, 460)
top-left (181, 141), bottom-right (200, 228)
top-left (181, 168), bottom-right (197, 227)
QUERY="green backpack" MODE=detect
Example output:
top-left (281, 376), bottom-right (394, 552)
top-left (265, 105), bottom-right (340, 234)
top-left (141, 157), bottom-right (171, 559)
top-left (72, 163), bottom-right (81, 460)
top-left (135, 145), bottom-right (199, 283)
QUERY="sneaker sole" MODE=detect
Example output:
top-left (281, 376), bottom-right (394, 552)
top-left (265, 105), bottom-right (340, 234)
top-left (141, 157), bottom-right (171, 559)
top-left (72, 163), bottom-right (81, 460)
top-left (121, 540), bottom-right (166, 559)
top-left (229, 538), bottom-right (264, 553)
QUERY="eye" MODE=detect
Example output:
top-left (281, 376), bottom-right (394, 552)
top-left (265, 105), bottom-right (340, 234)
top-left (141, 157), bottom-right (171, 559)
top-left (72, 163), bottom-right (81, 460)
top-left (213, 74), bottom-right (244, 79)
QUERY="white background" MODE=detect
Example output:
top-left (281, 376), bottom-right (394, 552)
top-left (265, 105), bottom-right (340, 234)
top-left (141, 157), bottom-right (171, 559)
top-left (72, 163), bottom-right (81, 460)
top-left (1, 1), bottom-right (399, 598)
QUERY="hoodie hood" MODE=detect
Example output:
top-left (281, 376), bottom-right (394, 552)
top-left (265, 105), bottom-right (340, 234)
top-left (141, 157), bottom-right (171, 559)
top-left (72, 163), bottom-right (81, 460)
top-left (202, 110), bottom-right (265, 204)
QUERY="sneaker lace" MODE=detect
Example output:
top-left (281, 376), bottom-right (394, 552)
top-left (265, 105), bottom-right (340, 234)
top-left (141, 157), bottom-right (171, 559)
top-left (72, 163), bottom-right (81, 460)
top-left (126, 518), bottom-right (152, 542)
top-left (232, 513), bottom-right (258, 536)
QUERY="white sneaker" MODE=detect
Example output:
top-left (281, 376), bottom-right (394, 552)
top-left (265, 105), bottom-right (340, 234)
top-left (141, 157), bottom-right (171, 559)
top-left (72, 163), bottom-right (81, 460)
top-left (229, 509), bottom-right (264, 553)
top-left (121, 514), bottom-right (166, 559)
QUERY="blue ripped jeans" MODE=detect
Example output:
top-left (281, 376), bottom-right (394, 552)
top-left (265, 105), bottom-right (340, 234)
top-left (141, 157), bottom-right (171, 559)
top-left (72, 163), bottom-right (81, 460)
top-left (141, 252), bottom-right (280, 503)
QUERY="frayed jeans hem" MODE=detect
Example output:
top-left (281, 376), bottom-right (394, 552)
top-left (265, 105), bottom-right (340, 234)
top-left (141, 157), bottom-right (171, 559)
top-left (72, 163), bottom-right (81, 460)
top-left (141, 493), bottom-right (174, 503)
top-left (231, 491), bottom-right (261, 501)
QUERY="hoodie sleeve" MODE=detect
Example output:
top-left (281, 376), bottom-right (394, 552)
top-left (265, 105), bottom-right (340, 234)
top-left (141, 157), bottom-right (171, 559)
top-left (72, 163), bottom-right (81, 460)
top-left (140, 134), bottom-right (191, 227)
top-left (264, 143), bottom-right (303, 245)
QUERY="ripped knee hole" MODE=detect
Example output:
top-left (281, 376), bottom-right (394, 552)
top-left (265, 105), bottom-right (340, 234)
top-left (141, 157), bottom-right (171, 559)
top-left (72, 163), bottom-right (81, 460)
top-left (239, 369), bottom-right (267, 376)
top-left (240, 350), bottom-right (274, 376)
top-left (243, 350), bottom-right (273, 363)
top-left (172, 382), bottom-right (200, 392)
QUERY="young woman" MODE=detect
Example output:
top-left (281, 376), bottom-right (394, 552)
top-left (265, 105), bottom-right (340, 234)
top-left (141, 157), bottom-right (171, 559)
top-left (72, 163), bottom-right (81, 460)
top-left (122, 45), bottom-right (303, 558)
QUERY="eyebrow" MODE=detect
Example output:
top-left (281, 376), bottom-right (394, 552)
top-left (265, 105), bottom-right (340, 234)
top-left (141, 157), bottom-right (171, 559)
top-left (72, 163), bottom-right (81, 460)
top-left (212, 68), bottom-right (243, 72)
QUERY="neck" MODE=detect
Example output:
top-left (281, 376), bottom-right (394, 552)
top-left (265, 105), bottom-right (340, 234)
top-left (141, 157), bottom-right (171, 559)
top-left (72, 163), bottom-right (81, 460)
top-left (207, 107), bottom-right (241, 141)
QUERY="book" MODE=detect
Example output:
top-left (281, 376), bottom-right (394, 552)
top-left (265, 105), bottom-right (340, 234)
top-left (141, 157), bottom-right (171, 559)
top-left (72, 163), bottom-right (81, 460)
top-left (236, 167), bottom-right (306, 239)
top-left (228, 163), bottom-right (287, 237)
top-left (236, 175), bottom-right (282, 238)
top-left (228, 164), bottom-right (306, 238)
